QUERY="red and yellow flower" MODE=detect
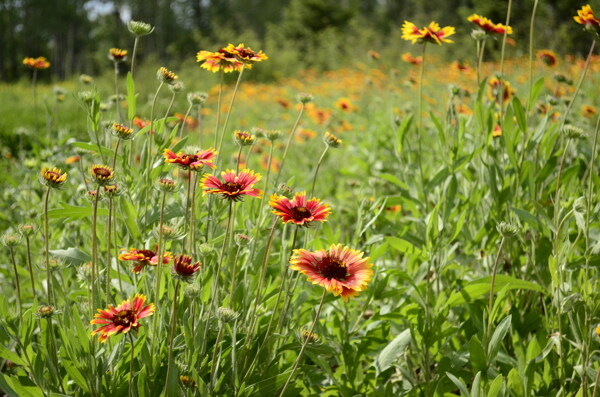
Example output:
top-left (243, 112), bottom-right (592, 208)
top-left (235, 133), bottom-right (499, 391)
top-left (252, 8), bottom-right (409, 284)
top-left (226, 43), bottom-right (268, 68)
top-left (269, 192), bottom-right (331, 226)
top-left (163, 148), bottom-right (217, 171)
top-left (401, 21), bottom-right (455, 45)
top-left (40, 167), bottom-right (67, 188)
top-left (172, 254), bottom-right (201, 281)
top-left (290, 244), bottom-right (373, 301)
top-left (196, 46), bottom-right (244, 73)
top-left (334, 97), bottom-right (358, 112)
top-left (23, 57), bottom-right (50, 70)
top-left (488, 77), bottom-right (515, 104)
top-left (109, 48), bottom-right (128, 62)
top-left (467, 14), bottom-right (513, 35)
top-left (401, 52), bottom-right (422, 65)
top-left (537, 50), bottom-right (558, 67)
top-left (574, 5), bottom-right (600, 29)
top-left (90, 294), bottom-right (155, 342)
top-left (201, 169), bottom-right (262, 201)
top-left (119, 248), bottom-right (172, 273)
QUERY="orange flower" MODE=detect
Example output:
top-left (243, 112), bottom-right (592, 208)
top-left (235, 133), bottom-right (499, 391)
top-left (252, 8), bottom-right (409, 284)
top-left (582, 105), bottom-right (597, 118)
top-left (163, 148), bottom-right (217, 171)
top-left (334, 97), bottom-right (358, 112)
top-left (401, 21), bottom-right (455, 45)
top-left (269, 192), bottom-right (331, 226)
top-left (133, 117), bottom-right (150, 129)
top-left (201, 169), bottom-right (262, 201)
top-left (492, 124), bottom-right (502, 137)
top-left (65, 155), bottom-right (81, 165)
top-left (537, 50), bottom-right (558, 66)
top-left (451, 61), bottom-right (470, 72)
top-left (367, 50), bottom-right (380, 60)
top-left (90, 294), bottom-right (155, 342)
top-left (119, 248), bottom-right (172, 273)
top-left (23, 57), bottom-right (50, 70)
top-left (467, 14), bottom-right (513, 34)
top-left (401, 52), bottom-right (422, 65)
top-left (290, 244), bottom-right (373, 301)
top-left (574, 5), bottom-right (600, 29)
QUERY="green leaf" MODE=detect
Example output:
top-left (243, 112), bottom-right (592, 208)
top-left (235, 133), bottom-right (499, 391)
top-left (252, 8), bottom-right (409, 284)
top-left (395, 114), bottom-right (413, 154)
top-left (446, 372), bottom-right (470, 397)
top-left (380, 173), bottom-right (409, 190)
top-left (512, 97), bottom-right (527, 134)
top-left (62, 359), bottom-right (90, 392)
top-left (385, 237), bottom-right (422, 256)
top-left (512, 207), bottom-right (542, 232)
top-left (469, 336), bottom-right (487, 373)
top-left (471, 372), bottom-right (481, 397)
top-left (0, 345), bottom-right (26, 366)
top-left (488, 315), bottom-right (512, 360)
top-left (49, 247), bottom-right (91, 265)
top-left (374, 329), bottom-right (411, 374)
top-left (47, 204), bottom-right (109, 220)
top-left (527, 77), bottom-right (545, 107)
top-left (72, 141), bottom-right (113, 158)
top-left (127, 72), bottom-right (136, 121)
top-left (444, 275), bottom-right (545, 307)
top-left (487, 375), bottom-right (504, 397)
top-left (120, 196), bottom-right (141, 241)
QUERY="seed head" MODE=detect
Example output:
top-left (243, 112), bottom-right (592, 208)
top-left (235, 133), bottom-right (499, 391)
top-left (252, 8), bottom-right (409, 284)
top-left (187, 92), bottom-right (208, 106)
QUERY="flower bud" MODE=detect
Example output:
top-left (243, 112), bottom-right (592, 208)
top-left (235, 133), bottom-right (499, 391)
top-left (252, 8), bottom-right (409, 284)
top-left (1, 232), bottom-right (21, 247)
top-left (128, 20), bottom-right (154, 36)
top-left (563, 125), bottom-right (586, 140)
top-left (187, 92), bottom-right (208, 106)
top-left (324, 131), bottom-right (342, 148)
top-left (18, 224), bottom-right (37, 237)
top-left (217, 307), bottom-right (239, 323)
top-left (37, 305), bottom-right (56, 319)
top-left (298, 93), bottom-right (314, 104)
top-left (496, 221), bottom-right (518, 237)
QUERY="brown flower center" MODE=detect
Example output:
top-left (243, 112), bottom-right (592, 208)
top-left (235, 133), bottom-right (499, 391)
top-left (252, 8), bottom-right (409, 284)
top-left (318, 256), bottom-right (348, 281)
top-left (113, 309), bottom-right (135, 327)
top-left (138, 250), bottom-right (155, 263)
top-left (94, 167), bottom-right (111, 177)
top-left (222, 182), bottom-right (242, 193)
top-left (290, 206), bottom-right (311, 222)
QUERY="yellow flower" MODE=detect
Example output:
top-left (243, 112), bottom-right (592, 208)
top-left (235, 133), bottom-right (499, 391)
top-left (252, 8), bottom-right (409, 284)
top-left (402, 21), bottom-right (455, 45)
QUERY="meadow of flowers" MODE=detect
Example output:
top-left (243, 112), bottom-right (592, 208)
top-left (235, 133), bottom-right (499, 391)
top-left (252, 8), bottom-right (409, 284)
top-left (1, 4), bottom-right (600, 397)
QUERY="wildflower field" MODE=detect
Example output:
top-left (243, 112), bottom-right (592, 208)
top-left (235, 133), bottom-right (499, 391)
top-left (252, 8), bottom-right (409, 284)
top-left (2, 4), bottom-right (600, 397)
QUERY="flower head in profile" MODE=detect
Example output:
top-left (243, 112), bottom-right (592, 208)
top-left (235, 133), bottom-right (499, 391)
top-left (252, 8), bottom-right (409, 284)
top-left (324, 131), bottom-right (342, 148)
top-left (401, 52), bottom-right (422, 65)
top-left (128, 20), bottom-right (154, 36)
top-left (269, 192), bottom-right (331, 226)
top-left (109, 48), bottom-right (128, 62)
top-left (537, 50), bottom-right (558, 67)
top-left (488, 77), bottom-right (515, 104)
top-left (23, 57), bottom-right (50, 70)
top-left (40, 167), bottom-right (67, 188)
top-left (163, 148), bottom-right (217, 171)
top-left (157, 67), bottom-right (178, 84)
top-left (196, 46), bottom-right (244, 73)
top-left (112, 123), bottom-right (134, 140)
top-left (467, 14), bottom-right (513, 35)
top-left (201, 169), bottom-right (262, 201)
top-left (574, 5), bottom-right (600, 32)
top-left (233, 130), bottom-right (256, 146)
top-left (90, 164), bottom-right (115, 185)
top-left (226, 43), bottom-right (268, 68)
top-left (90, 294), bottom-right (155, 342)
top-left (172, 254), bottom-right (201, 282)
top-left (290, 244), bottom-right (373, 301)
top-left (401, 21), bottom-right (455, 45)
top-left (119, 248), bottom-right (172, 273)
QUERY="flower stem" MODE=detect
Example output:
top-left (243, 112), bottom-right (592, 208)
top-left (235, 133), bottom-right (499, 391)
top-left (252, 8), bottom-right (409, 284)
top-left (165, 280), bottom-right (181, 394)
top-left (278, 289), bottom-right (327, 397)
top-left (180, 103), bottom-right (194, 138)
top-left (476, 38), bottom-right (486, 87)
top-left (111, 139), bottom-right (121, 172)
top-left (525, 0), bottom-right (539, 114)
top-left (235, 145), bottom-right (243, 173)
top-left (144, 82), bottom-right (164, 231)
top-left (91, 190), bottom-right (100, 308)
top-left (213, 72), bottom-right (224, 149)
top-left (487, 236), bottom-right (506, 341)
top-left (274, 104), bottom-right (305, 187)
top-left (310, 145), bottom-right (329, 197)
top-left (417, 43), bottom-right (428, 204)
top-left (217, 65), bottom-right (245, 158)
top-left (8, 247), bottom-right (22, 316)
top-left (114, 62), bottom-right (122, 122)
top-left (209, 321), bottom-right (225, 395)
top-left (155, 191), bottom-right (168, 302)
top-left (43, 187), bottom-right (54, 305)
top-left (129, 332), bottom-right (135, 397)
top-left (497, 0), bottom-right (512, 124)
top-left (25, 235), bottom-right (37, 297)
top-left (130, 36), bottom-right (139, 77)
top-left (106, 198), bottom-right (114, 301)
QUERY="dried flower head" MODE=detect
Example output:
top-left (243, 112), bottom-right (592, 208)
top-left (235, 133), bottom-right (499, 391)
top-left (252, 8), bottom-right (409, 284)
top-left (157, 67), bottom-right (178, 84)
top-left (40, 167), bottom-right (68, 189)
top-left (128, 20), bottom-right (154, 36)
top-left (90, 165), bottom-right (115, 185)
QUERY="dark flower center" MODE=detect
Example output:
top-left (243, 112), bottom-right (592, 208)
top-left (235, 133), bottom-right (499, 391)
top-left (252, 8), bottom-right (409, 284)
top-left (94, 167), bottom-right (111, 177)
top-left (222, 182), bottom-right (242, 193)
top-left (290, 206), bottom-right (311, 222)
top-left (138, 250), bottom-right (155, 262)
top-left (113, 309), bottom-right (135, 327)
top-left (318, 256), bottom-right (348, 281)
